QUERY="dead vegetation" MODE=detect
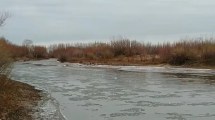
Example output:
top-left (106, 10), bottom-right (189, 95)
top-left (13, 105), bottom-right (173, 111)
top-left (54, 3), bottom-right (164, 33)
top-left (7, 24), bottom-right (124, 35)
top-left (48, 38), bottom-right (215, 67)
top-left (0, 75), bottom-right (41, 120)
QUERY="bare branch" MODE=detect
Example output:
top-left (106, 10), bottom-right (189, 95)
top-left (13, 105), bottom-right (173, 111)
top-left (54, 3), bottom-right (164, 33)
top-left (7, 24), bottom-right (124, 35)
top-left (0, 12), bottom-right (10, 27)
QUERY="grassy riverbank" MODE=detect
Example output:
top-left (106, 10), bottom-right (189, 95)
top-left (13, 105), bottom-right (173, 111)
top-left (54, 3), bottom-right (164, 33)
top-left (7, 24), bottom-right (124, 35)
top-left (0, 76), bottom-right (41, 120)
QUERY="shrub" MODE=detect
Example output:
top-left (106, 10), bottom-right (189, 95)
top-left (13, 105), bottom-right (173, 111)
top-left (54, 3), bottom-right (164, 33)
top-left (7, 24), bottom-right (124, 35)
top-left (47, 37), bottom-right (215, 67)
top-left (32, 46), bottom-right (47, 59)
top-left (0, 39), bottom-right (13, 78)
top-left (201, 51), bottom-right (215, 65)
top-left (168, 49), bottom-right (196, 65)
top-left (57, 55), bottom-right (67, 63)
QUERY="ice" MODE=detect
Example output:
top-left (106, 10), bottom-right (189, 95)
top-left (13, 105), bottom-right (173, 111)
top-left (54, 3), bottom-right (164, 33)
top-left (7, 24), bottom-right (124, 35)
top-left (117, 66), bottom-right (214, 74)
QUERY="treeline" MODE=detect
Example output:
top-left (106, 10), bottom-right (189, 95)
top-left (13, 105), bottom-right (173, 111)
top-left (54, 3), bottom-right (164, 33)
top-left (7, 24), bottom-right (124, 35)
top-left (49, 37), bottom-right (215, 66)
top-left (0, 37), bottom-right (215, 67)
top-left (0, 37), bottom-right (48, 80)
top-left (0, 37), bottom-right (47, 61)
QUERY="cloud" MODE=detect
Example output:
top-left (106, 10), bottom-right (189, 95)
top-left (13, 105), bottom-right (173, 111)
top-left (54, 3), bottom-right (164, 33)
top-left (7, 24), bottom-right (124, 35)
top-left (1, 0), bottom-right (215, 44)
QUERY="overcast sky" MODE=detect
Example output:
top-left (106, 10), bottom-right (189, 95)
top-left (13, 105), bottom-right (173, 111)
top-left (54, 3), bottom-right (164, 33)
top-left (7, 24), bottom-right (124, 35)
top-left (0, 0), bottom-right (215, 45)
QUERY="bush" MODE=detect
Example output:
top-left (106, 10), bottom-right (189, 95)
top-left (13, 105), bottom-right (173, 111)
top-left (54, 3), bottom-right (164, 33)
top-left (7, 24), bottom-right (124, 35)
top-left (201, 51), bottom-right (215, 65)
top-left (0, 39), bottom-right (13, 76)
top-left (169, 53), bottom-right (189, 65)
top-left (57, 55), bottom-right (67, 63)
top-left (47, 37), bottom-right (215, 67)
top-left (168, 50), bottom-right (197, 66)
top-left (32, 46), bottom-right (47, 59)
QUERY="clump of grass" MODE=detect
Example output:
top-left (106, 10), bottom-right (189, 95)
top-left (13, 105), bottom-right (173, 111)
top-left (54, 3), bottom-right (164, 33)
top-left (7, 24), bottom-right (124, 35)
top-left (0, 76), bottom-right (42, 119)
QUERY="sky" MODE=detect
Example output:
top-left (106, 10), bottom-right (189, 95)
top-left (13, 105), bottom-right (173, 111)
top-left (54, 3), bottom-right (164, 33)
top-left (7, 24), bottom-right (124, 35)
top-left (0, 0), bottom-right (215, 45)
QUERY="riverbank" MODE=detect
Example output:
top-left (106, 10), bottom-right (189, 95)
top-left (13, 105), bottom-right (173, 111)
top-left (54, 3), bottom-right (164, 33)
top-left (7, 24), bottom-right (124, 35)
top-left (0, 76), bottom-right (42, 120)
top-left (67, 58), bottom-right (215, 69)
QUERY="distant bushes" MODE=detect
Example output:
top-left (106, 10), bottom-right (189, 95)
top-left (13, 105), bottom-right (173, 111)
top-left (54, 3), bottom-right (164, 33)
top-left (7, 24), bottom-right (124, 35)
top-left (1, 36), bottom-right (214, 67)
top-left (0, 37), bottom-right (50, 83)
top-left (32, 46), bottom-right (47, 59)
top-left (0, 37), bottom-right (48, 60)
top-left (169, 40), bottom-right (215, 66)
top-left (48, 37), bottom-right (215, 66)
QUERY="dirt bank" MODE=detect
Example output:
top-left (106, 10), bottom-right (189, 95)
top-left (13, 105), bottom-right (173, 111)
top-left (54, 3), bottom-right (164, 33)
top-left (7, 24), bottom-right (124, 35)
top-left (0, 76), bottom-right (42, 120)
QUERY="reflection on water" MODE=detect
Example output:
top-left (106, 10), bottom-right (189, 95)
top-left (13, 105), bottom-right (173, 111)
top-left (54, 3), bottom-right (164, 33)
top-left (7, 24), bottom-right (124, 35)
top-left (11, 59), bottom-right (215, 120)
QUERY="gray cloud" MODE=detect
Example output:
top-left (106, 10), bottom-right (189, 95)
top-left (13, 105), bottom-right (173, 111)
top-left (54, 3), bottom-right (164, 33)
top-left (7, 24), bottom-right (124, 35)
top-left (0, 0), bottom-right (215, 44)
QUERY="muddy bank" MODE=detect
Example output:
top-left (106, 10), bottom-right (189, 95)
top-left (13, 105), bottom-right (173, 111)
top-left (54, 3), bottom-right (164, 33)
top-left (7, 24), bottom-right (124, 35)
top-left (0, 76), bottom-right (42, 120)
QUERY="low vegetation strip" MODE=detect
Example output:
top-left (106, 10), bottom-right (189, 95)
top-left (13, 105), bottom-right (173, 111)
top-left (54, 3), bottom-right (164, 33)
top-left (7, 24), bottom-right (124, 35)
top-left (49, 38), bottom-right (215, 67)
top-left (0, 37), bottom-right (215, 67)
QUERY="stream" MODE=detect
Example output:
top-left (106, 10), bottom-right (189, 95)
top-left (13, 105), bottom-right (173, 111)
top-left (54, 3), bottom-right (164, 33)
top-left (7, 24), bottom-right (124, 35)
top-left (11, 59), bottom-right (215, 120)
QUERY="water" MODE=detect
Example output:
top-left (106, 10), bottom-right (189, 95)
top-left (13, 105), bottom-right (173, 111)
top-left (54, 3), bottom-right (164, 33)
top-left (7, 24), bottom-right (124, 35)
top-left (11, 59), bottom-right (215, 120)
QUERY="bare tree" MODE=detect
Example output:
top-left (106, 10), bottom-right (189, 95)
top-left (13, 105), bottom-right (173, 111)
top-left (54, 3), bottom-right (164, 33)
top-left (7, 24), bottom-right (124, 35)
top-left (0, 12), bottom-right (9, 27)
top-left (22, 39), bottom-right (34, 58)
top-left (22, 39), bottom-right (33, 47)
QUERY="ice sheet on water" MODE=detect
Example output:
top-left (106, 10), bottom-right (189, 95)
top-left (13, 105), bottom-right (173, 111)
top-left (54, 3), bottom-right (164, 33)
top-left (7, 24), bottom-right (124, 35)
top-left (69, 61), bottom-right (214, 75)
top-left (21, 59), bottom-right (215, 75)
top-left (117, 66), bottom-right (215, 74)
top-left (34, 92), bottom-right (66, 120)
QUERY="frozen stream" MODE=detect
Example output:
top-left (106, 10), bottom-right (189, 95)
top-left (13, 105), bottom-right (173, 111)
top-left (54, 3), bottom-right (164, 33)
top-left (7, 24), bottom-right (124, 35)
top-left (11, 59), bottom-right (215, 120)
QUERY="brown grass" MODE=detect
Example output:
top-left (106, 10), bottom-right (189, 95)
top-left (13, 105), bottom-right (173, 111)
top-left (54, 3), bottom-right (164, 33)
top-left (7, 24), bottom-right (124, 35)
top-left (1, 37), bottom-right (215, 67)
top-left (0, 76), bottom-right (41, 120)
top-left (48, 37), bottom-right (215, 67)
